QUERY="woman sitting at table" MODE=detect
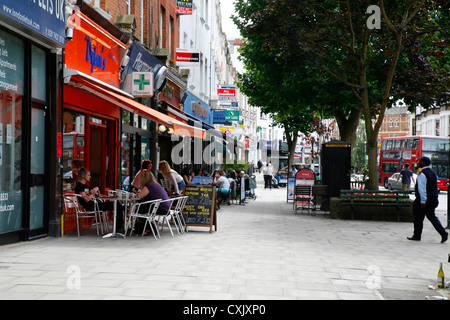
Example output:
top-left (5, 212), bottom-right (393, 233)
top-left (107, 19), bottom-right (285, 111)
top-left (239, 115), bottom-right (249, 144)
top-left (212, 170), bottom-right (230, 194)
top-left (182, 167), bottom-right (193, 185)
top-left (74, 168), bottom-right (124, 232)
top-left (136, 170), bottom-right (171, 215)
top-left (158, 160), bottom-right (185, 195)
top-left (133, 170), bottom-right (171, 234)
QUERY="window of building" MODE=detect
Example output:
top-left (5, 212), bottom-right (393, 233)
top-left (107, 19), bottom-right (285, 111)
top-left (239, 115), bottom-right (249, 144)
top-left (0, 30), bottom-right (24, 233)
top-left (62, 111), bottom-right (86, 191)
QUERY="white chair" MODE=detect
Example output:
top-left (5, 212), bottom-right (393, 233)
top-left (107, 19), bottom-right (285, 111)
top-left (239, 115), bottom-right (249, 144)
top-left (157, 198), bottom-right (181, 237)
top-left (63, 194), bottom-right (105, 237)
top-left (172, 196), bottom-right (189, 233)
top-left (126, 199), bottom-right (161, 240)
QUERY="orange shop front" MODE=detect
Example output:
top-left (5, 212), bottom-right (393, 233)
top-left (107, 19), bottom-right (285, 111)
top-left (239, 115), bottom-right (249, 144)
top-left (62, 10), bottom-right (129, 193)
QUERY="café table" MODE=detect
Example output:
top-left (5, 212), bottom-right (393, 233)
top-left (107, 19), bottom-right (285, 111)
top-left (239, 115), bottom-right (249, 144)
top-left (99, 191), bottom-right (136, 239)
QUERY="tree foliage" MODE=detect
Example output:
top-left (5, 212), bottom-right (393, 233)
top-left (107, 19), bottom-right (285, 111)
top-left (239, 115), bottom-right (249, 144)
top-left (244, 0), bottom-right (449, 189)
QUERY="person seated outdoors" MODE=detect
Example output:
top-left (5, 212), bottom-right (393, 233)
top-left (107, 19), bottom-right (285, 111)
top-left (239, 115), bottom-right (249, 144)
top-left (130, 160), bottom-right (152, 192)
top-left (132, 170), bottom-right (171, 235)
top-left (159, 160), bottom-right (185, 196)
top-left (211, 170), bottom-right (230, 198)
top-left (228, 170), bottom-right (237, 185)
top-left (201, 168), bottom-right (209, 177)
top-left (75, 168), bottom-right (124, 232)
top-left (182, 167), bottom-right (193, 185)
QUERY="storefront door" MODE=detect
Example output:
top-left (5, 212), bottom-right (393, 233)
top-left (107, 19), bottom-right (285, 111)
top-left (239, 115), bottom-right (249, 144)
top-left (29, 103), bottom-right (47, 235)
top-left (89, 125), bottom-right (106, 191)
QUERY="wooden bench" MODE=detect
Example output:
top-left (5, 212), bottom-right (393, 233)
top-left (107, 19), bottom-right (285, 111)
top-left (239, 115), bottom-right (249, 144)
top-left (340, 190), bottom-right (411, 221)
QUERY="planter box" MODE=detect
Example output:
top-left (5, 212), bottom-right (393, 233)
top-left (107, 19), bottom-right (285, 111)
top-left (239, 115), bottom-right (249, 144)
top-left (329, 197), bottom-right (414, 222)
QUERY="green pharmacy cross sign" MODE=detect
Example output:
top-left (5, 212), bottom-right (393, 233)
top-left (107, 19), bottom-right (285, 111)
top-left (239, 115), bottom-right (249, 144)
top-left (134, 74), bottom-right (150, 90)
top-left (131, 72), bottom-right (154, 97)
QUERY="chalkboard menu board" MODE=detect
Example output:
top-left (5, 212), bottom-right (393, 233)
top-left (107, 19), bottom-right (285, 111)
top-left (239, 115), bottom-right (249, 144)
top-left (182, 185), bottom-right (217, 232)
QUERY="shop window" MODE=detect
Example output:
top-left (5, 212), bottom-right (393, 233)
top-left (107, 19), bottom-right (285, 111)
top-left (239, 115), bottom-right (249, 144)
top-left (122, 109), bottom-right (132, 126)
top-left (121, 133), bottom-right (131, 190)
top-left (62, 110), bottom-right (86, 191)
top-left (0, 30), bottom-right (24, 233)
top-left (31, 45), bottom-right (46, 101)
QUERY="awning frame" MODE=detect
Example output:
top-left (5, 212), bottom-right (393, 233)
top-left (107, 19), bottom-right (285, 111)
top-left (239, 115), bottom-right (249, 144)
top-left (65, 70), bottom-right (206, 139)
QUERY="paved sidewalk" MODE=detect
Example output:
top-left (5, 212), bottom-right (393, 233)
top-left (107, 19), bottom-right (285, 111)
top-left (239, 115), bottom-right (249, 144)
top-left (0, 173), bottom-right (449, 300)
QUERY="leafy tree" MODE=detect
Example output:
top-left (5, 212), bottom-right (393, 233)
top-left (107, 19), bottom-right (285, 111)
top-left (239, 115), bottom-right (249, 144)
top-left (233, 0), bottom-right (363, 168)
top-left (246, 0), bottom-right (449, 189)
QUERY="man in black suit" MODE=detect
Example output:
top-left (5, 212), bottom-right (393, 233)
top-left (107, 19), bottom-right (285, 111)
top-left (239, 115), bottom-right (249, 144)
top-left (408, 157), bottom-right (448, 243)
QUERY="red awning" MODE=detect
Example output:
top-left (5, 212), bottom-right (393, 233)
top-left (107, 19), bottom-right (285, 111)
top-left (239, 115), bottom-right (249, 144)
top-left (66, 73), bottom-right (205, 139)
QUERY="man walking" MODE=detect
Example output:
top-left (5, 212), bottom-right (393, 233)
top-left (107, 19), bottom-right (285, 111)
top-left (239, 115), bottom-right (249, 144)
top-left (408, 157), bottom-right (448, 243)
top-left (396, 163), bottom-right (415, 191)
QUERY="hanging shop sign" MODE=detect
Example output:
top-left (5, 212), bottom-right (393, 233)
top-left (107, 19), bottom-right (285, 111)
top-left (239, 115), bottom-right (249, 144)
top-left (129, 72), bottom-right (153, 97)
top-left (175, 48), bottom-right (199, 66)
top-left (217, 85), bottom-right (236, 100)
top-left (212, 110), bottom-right (240, 123)
top-left (182, 92), bottom-right (213, 126)
top-left (122, 42), bottom-right (167, 93)
top-left (65, 10), bottom-right (126, 88)
top-left (0, 0), bottom-right (66, 47)
top-left (176, 0), bottom-right (193, 15)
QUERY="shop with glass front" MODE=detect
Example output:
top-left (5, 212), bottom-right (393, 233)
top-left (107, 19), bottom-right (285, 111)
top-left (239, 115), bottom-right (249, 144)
top-left (0, 0), bottom-right (64, 244)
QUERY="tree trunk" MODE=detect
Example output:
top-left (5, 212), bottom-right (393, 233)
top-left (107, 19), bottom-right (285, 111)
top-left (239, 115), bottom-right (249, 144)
top-left (335, 108), bottom-right (362, 150)
top-left (288, 134), bottom-right (298, 168)
top-left (366, 133), bottom-right (379, 190)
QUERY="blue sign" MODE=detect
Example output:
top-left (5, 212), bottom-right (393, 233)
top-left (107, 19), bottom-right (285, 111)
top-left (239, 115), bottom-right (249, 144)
top-left (182, 91), bottom-right (213, 126)
top-left (122, 43), bottom-right (167, 92)
top-left (212, 110), bottom-right (226, 123)
top-left (123, 42), bottom-right (164, 75)
top-left (0, 0), bottom-right (66, 47)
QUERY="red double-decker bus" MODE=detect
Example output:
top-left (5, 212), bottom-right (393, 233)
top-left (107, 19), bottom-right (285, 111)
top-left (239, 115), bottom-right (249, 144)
top-left (379, 135), bottom-right (449, 191)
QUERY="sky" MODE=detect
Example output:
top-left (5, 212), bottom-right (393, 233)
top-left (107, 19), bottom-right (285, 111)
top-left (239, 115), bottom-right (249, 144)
top-left (220, 1), bottom-right (241, 39)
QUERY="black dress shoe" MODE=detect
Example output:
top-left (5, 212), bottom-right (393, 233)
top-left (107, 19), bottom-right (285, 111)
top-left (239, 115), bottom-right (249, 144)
top-left (441, 232), bottom-right (448, 243)
top-left (407, 236), bottom-right (421, 241)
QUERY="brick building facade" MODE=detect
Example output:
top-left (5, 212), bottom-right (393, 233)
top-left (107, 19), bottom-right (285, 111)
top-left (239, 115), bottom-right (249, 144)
top-left (85, 0), bottom-right (179, 61)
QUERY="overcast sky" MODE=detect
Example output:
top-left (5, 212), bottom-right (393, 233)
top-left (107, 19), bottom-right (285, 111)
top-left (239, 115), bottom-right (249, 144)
top-left (220, 1), bottom-right (241, 39)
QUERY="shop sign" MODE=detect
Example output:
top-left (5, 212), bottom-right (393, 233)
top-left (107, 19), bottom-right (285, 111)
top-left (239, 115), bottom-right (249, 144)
top-left (65, 11), bottom-right (124, 88)
top-left (217, 85), bottom-right (236, 100)
top-left (0, 0), bottom-right (65, 47)
top-left (212, 110), bottom-right (239, 123)
top-left (182, 92), bottom-right (213, 126)
top-left (192, 100), bottom-right (207, 120)
top-left (122, 43), bottom-right (166, 93)
top-left (131, 72), bottom-right (153, 97)
top-left (176, 0), bottom-right (193, 15)
top-left (175, 48), bottom-right (199, 66)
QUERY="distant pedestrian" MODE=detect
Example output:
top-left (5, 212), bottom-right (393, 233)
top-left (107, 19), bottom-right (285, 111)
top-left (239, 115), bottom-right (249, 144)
top-left (407, 157), bottom-right (448, 243)
top-left (264, 163), bottom-right (273, 189)
top-left (396, 163), bottom-right (415, 191)
top-left (257, 160), bottom-right (262, 173)
top-left (289, 165), bottom-right (297, 177)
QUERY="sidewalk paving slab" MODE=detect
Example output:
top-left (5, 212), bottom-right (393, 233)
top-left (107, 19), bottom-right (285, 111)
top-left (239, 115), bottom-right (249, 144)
top-left (0, 173), bottom-right (449, 300)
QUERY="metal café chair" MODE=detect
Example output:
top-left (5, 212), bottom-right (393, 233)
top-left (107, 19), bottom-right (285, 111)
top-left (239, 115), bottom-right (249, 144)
top-left (63, 194), bottom-right (105, 237)
top-left (170, 196), bottom-right (189, 234)
top-left (157, 197), bottom-right (182, 237)
top-left (126, 199), bottom-right (162, 240)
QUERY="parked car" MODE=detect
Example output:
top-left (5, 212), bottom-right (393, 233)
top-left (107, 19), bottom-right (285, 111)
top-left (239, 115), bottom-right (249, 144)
top-left (387, 173), bottom-right (417, 192)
